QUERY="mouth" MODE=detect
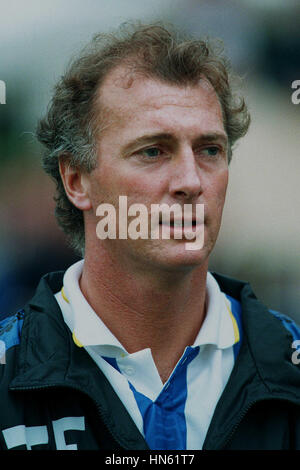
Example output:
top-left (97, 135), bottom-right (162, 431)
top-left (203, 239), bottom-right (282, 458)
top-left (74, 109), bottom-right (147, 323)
top-left (159, 219), bottom-right (198, 227)
top-left (158, 214), bottom-right (203, 227)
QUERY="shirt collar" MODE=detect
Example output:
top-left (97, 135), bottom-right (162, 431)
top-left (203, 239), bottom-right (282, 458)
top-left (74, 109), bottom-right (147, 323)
top-left (59, 260), bottom-right (237, 354)
top-left (61, 260), bottom-right (126, 356)
top-left (193, 272), bottom-right (237, 349)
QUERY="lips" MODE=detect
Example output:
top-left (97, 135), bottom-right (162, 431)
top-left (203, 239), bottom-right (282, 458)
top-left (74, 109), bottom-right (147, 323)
top-left (158, 213), bottom-right (204, 226)
top-left (159, 219), bottom-right (198, 227)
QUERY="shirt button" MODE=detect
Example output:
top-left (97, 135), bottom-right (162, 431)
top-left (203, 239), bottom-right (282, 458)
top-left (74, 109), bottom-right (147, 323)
top-left (124, 366), bottom-right (135, 376)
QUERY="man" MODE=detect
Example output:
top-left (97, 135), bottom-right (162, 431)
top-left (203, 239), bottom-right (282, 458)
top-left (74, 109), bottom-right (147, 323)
top-left (0, 22), bottom-right (300, 451)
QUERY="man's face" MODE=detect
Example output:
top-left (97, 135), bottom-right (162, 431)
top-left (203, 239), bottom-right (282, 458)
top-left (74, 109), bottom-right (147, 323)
top-left (84, 67), bottom-right (229, 273)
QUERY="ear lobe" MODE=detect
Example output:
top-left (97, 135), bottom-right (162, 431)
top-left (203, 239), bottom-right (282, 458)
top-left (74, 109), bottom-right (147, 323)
top-left (59, 157), bottom-right (92, 211)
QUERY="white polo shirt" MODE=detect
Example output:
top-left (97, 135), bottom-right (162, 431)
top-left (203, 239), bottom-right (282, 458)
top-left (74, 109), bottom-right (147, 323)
top-left (54, 260), bottom-right (241, 450)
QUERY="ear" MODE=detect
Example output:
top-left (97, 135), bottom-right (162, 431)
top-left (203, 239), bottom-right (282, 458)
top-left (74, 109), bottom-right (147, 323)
top-left (59, 157), bottom-right (92, 211)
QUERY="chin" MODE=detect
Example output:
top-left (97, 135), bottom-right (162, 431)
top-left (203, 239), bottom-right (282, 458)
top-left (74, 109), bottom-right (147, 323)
top-left (147, 242), bottom-right (210, 273)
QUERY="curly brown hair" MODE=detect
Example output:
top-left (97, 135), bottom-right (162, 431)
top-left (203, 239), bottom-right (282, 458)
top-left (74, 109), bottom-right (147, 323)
top-left (36, 21), bottom-right (250, 255)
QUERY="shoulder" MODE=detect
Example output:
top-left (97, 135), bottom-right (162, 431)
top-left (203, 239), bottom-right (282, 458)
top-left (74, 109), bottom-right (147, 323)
top-left (268, 309), bottom-right (300, 342)
top-left (0, 310), bottom-right (25, 364)
top-left (0, 310), bottom-right (26, 389)
top-left (211, 270), bottom-right (300, 343)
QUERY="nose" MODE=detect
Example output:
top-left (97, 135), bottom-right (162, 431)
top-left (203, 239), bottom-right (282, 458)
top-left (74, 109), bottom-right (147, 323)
top-left (169, 147), bottom-right (202, 202)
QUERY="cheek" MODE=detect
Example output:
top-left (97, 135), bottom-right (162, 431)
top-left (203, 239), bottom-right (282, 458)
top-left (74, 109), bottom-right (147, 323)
top-left (206, 170), bottom-right (229, 212)
top-left (89, 163), bottom-right (162, 210)
top-left (210, 164), bottom-right (228, 187)
top-left (218, 170), bottom-right (229, 202)
top-left (215, 166), bottom-right (228, 193)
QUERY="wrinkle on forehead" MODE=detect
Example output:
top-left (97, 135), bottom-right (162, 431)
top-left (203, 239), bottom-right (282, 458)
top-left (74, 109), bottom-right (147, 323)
top-left (94, 65), bottom-right (223, 134)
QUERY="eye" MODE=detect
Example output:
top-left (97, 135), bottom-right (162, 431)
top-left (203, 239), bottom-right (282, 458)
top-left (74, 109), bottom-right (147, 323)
top-left (201, 146), bottom-right (220, 157)
top-left (140, 147), bottom-right (162, 159)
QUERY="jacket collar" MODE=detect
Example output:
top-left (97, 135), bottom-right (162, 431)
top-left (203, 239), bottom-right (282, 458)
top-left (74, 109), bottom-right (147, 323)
top-left (213, 271), bottom-right (300, 400)
top-left (202, 272), bottom-right (300, 448)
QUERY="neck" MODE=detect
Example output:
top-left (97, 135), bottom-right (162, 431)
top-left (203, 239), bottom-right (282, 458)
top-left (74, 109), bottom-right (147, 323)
top-left (80, 244), bottom-right (208, 382)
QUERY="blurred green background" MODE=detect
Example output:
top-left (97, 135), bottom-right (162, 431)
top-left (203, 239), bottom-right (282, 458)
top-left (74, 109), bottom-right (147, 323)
top-left (0, 0), bottom-right (299, 319)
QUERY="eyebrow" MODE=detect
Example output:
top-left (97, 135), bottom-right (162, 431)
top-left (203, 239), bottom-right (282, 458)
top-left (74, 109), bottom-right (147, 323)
top-left (196, 133), bottom-right (228, 145)
top-left (121, 133), bottom-right (173, 154)
top-left (194, 132), bottom-right (229, 152)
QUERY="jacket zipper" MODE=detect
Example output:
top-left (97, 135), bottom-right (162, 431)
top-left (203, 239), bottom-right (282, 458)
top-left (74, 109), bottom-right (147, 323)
top-left (218, 400), bottom-right (257, 449)
top-left (10, 382), bottom-right (131, 449)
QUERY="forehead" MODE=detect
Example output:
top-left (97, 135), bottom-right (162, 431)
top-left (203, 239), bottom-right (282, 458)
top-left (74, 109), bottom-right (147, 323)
top-left (96, 65), bottom-right (224, 133)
